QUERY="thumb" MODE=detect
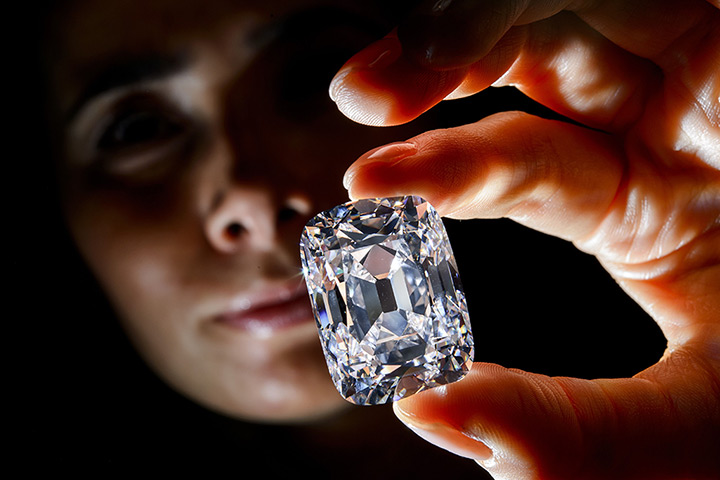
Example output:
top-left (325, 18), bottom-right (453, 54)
top-left (393, 359), bottom-right (720, 480)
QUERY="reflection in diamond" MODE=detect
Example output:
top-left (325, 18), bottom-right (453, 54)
top-left (300, 196), bottom-right (473, 405)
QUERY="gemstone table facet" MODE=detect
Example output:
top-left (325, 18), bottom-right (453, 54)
top-left (299, 196), bottom-right (474, 405)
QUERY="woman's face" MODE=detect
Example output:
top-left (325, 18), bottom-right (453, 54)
top-left (48, 0), bottom-right (421, 422)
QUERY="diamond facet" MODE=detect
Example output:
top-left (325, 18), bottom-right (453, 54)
top-left (300, 196), bottom-right (474, 405)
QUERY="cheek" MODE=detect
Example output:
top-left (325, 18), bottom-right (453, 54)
top-left (64, 186), bottom-right (200, 335)
top-left (64, 191), bottom-right (219, 401)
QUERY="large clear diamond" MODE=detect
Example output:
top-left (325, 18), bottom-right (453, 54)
top-left (300, 196), bottom-right (473, 405)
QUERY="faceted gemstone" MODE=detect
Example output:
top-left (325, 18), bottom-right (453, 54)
top-left (299, 196), bottom-right (473, 405)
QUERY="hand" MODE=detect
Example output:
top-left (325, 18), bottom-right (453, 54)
top-left (332, 1), bottom-right (720, 479)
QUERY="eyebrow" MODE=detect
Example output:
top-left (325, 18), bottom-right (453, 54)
top-left (67, 51), bottom-right (190, 121)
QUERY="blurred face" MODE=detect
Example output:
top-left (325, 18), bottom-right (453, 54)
top-left (47, 0), bottom-right (421, 421)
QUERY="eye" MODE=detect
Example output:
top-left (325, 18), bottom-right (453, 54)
top-left (81, 95), bottom-right (200, 184)
top-left (97, 107), bottom-right (185, 151)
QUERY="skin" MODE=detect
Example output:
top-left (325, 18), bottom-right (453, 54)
top-left (46, 0), bottom-right (426, 423)
top-left (335, 0), bottom-right (720, 478)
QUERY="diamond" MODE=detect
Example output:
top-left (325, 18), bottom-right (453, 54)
top-left (299, 196), bottom-right (474, 405)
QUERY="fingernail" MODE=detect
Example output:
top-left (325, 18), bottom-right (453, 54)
top-left (329, 35), bottom-right (403, 102)
top-left (394, 402), bottom-right (493, 461)
top-left (343, 143), bottom-right (417, 192)
top-left (366, 142), bottom-right (418, 162)
top-left (363, 35), bottom-right (403, 70)
top-left (342, 168), bottom-right (357, 191)
top-left (367, 48), bottom-right (399, 70)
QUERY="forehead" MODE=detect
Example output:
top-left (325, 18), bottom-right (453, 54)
top-left (52, 0), bottom-right (333, 49)
top-left (46, 0), bottom-right (375, 113)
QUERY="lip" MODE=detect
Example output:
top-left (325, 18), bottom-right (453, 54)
top-left (214, 279), bottom-right (315, 336)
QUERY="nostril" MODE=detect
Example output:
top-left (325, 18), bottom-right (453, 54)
top-left (278, 206), bottom-right (299, 223)
top-left (224, 221), bottom-right (245, 241)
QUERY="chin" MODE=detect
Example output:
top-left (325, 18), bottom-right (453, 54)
top-left (199, 386), bottom-right (351, 425)
top-left (163, 360), bottom-right (350, 424)
top-left (252, 397), bottom-right (352, 425)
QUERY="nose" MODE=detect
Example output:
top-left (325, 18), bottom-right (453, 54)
top-left (205, 186), bottom-right (312, 254)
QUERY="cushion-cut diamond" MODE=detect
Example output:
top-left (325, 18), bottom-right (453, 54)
top-left (300, 196), bottom-right (473, 405)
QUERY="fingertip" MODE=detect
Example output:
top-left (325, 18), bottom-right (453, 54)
top-left (393, 397), bottom-right (494, 462)
top-left (392, 369), bottom-right (537, 479)
top-left (391, 364), bottom-right (571, 479)
top-left (343, 142), bottom-right (420, 199)
top-left (329, 34), bottom-right (468, 126)
top-left (329, 67), bottom-right (395, 127)
top-left (328, 34), bottom-right (403, 126)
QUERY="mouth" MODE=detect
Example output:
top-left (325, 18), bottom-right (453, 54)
top-left (214, 278), bottom-right (316, 337)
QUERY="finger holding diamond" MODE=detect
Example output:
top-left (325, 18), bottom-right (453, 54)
top-left (345, 111), bottom-right (625, 243)
top-left (392, 357), bottom-right (720, 479)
